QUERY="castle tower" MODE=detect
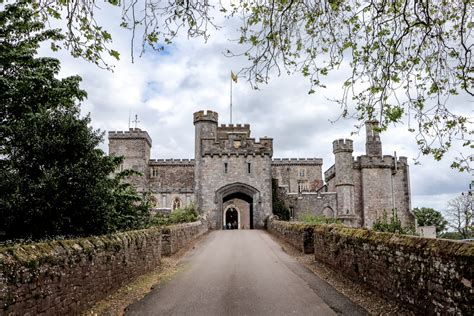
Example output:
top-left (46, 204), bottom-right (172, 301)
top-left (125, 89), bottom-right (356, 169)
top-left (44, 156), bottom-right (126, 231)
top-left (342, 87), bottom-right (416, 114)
top-left (193, 110), bottom-right (218, 159)
top-left (108, 128), bottom-right (152, 190)
top-left (365, 120), bottom-right (382, 157)
top-left (333, 139), bottom-right (356, 224)
top-left (193, 110), bottom-right (218, 210)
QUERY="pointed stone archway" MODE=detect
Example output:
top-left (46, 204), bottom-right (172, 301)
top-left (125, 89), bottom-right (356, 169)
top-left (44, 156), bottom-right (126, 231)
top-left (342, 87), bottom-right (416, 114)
top-left (215, 182), bottom-right (261, 230)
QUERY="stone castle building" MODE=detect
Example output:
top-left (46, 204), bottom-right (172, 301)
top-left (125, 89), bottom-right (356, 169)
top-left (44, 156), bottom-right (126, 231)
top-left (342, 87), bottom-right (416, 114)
top-left (108, 110), bottom-right (414, 229)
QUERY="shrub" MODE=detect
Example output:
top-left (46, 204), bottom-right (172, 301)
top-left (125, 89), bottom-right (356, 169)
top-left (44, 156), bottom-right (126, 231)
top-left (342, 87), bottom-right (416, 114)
top-left (152, 203), bottom-right (198, 226)
top-left (372, 209), bottom-right (415, 235)
top-left (299, 213), bottom-right (341, 225)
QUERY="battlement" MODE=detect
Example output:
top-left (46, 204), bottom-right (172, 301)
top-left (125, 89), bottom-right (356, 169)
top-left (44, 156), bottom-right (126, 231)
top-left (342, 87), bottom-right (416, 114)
top-left (193, 110), bottom-right (218, 124)
top-left (324, 164), bottom-right (336, 181)
top-left (272, 158), bottom-right (323, 165)
top-left (149, 159), bottom-right (195, 166)
top-left (108, 128), bottom-right (152, 147)
top-left (201, 136), bottom-right (273, 157)
top-left (217, 124), bottom-right (251, 139)
top-left (332, 139), bottom-right (353, 153)
top-left (355, 155), bottom-right (408, 169)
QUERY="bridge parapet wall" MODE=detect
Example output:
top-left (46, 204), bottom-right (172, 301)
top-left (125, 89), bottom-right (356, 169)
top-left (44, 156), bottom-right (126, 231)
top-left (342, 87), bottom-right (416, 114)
top-left (313, 225), bottom-right (473, 314)
top-left (0, 227), bottom-right (162, 315)
top-left (161, 220), bottom-right (209, 256)
top-left (267, 219), bottom-right (314, 254)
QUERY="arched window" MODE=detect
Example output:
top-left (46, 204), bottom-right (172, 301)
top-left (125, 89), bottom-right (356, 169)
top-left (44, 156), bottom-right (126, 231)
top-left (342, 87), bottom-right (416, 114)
top-left (172, 197), bottom-right (182, 211)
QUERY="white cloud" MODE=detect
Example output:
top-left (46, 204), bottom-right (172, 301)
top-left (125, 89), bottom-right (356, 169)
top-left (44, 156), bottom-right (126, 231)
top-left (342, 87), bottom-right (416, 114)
top-left (37, 4), bottom-right (473, 210)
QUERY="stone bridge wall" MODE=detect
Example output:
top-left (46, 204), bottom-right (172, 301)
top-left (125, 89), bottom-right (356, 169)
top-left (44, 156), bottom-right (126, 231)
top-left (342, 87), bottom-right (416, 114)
top-left (0, 227), bottom-right (162, 315)
top-left (314, 225), bottom-right (473, 314)
top-left (267, 219), bottom-right (314, 253)
top-left (268, 220), bottom-right (473, 314)
top-left (161, 220), bottom-right (208, 256)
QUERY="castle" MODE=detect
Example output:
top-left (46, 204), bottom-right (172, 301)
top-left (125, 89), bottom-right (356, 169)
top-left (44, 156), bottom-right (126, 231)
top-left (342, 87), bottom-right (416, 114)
top-left (108, 110), bottom-right (414, 229)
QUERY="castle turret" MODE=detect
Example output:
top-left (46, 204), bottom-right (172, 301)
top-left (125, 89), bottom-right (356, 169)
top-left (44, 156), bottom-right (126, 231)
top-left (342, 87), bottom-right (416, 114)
top-left (333, 139), bottom-right (355, 224)
top-left (193, 110), bottom-right (218, 211)
top-left (108, 128), bottom-right (152, 190)
top-left (365, 120), bottom-right (382, 157)
top-left (193, 110), bottom-right (218, 159)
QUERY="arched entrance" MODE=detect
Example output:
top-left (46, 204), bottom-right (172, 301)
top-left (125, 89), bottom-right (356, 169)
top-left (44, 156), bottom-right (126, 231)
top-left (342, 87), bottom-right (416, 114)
top-left (215, 182), bottom-right (260, 230)
top-left (224, 206), bottom-right (239, 229)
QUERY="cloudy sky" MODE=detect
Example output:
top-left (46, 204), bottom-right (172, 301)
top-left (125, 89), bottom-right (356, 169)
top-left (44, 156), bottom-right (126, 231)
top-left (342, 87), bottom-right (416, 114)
top-left (38, 2), bottom-right (472, 213)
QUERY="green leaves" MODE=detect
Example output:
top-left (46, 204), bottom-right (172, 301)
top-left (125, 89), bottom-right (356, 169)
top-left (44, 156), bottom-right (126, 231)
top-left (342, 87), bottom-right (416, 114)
top-left (0, 3), bottom-right (150, 241)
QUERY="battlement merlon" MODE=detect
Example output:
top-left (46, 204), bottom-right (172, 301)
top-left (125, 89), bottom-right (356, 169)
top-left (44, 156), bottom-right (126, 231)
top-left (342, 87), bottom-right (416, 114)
top-left (193, 110), bottom-right (218, 124)
top-left (272, 158), bottom-right (323, 165)
top-left (108, 128), bottom-right (152, 147)
top-left (149, 158), bottom-right (195, 166)
top-left (217, 124), bottom-right (251, 139)
top-left (333, 139), bottom-right (353, 153)
top-left (355, 155), bottom-right (409, 169)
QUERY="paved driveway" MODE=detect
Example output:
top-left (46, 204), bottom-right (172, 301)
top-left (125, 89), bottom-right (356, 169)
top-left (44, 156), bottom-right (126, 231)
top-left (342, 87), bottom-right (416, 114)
top-left (126, 230), bottom-right (366, 316)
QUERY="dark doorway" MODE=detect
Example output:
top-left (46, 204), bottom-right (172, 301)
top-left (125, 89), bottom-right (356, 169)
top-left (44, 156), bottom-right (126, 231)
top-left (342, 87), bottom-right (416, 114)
top-left (223, 192), bottom-right (254, 229)
top-left (225, 208), bottom-right (238, 229)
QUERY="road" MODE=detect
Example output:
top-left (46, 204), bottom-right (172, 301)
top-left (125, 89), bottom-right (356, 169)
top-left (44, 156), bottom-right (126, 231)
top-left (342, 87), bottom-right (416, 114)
top-left (126, 230), bottom-right (367, 316)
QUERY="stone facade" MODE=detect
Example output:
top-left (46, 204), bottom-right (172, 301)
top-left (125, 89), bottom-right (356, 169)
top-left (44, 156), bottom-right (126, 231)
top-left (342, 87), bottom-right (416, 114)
top-left (108, 110), bottom-right (414, 229)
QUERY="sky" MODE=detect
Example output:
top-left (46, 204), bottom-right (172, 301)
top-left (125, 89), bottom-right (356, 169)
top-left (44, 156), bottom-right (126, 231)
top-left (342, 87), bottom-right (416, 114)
top-left (37, 2), bottom-right (472, 213)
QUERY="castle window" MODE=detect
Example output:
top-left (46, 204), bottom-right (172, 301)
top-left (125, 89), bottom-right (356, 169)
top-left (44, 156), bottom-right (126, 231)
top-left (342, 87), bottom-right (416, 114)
top-left (298, 181), bottom-right (309, 193)
top-left (224, 162), bottom-right (228, 174)
top-left (172, 197), bottom-right (182, 211)
top-left (299, 168), bottom-right (306, 178)
top-left (247, 163), bottom-right (251, 174)
top-left (151, 168), bottom-right (159, 177)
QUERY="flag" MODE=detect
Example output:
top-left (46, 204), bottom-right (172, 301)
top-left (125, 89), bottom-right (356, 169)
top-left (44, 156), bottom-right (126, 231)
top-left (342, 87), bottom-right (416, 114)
top-left (231, 71), bottom-right (238, 83)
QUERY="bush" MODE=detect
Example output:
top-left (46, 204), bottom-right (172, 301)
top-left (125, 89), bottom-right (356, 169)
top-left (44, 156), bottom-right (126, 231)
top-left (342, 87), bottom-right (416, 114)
top-left (299, 213), bottom-right (341, 225)
top-left (152, 204), bottom-right (198, 226)
top-left (372, 209), bottom-right (415, 235)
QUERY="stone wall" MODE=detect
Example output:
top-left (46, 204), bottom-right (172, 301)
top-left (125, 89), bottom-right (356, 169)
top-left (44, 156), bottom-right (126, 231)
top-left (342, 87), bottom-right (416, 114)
top-left (161, 221), bottom-right (208, 256)
top-left (0, 228), bottom-right (162, 315)
top-left (313, 225), bottom-right (474, 314)
top-left (267, 219), bottom-right (314, 253)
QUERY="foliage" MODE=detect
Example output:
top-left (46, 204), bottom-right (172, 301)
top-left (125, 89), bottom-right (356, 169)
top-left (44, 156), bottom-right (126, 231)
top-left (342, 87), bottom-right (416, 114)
top-left (412, 207), bottom-right (448, 235)
top-left (152, 203), bottom-right (199, 226)
top-left (19, 0), bottom-right (474, 172)
top-left (438, 231), bottom-right (464, 241)
top-left (372, 209), bottom-right (415, 235)
top-left (0, 3), bottom-right (151, 241)
top-left (299, 214), bottom-right (341, 225)
top-left (272, 179), bottom-right (290, 220)
top-left (445, 193), bottom-right (473, 239)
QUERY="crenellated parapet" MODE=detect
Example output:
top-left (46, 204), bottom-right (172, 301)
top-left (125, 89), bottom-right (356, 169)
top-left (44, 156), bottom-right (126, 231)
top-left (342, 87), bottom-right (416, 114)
top-left (149, 159), bottom-right (195, 166)
top-left (217, 124), bottom-right (251, 139)
top-left (324, 164), bottom-right (336, 181)
top-left (272, 158), bottom-right (323, 166)
top-left (193, 110), bottom-right (218, 124)
top-left (200, 136), bottom-right (273, 157)
top-left (354, 155), bottom-right (408, 170)
top-left (332, 139), bottom-right (353, 153)
top-left (108, 128), bottom-right (152, 147)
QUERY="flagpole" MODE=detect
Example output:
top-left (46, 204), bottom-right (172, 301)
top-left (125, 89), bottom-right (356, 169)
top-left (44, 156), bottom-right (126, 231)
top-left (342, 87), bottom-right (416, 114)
top-left (230, 71), bottom-right (233, 124)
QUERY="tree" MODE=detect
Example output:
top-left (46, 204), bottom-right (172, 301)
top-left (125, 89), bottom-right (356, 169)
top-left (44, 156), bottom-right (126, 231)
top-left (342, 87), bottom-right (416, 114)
top-left (9, 0), bottom-right (473, 172)
top-left (445, 193), bottom-right (473, 239)
top-left (0, 3), bottom-right (151, 241)
top-left (412, 207), bottom-right (448, 235)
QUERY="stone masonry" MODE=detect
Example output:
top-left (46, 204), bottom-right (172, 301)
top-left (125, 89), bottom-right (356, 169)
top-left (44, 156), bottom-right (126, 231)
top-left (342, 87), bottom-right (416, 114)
top-left (108, 110), bottom-right (414, 229)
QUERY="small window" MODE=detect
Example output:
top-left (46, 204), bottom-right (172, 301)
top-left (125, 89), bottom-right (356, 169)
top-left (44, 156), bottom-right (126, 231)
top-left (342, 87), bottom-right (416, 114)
top-left (224, 162), bottom-right (228, 174)
top-left (247, 163), bottom-right (251, 174)
top-left (172, 198), bottom-right (181, 211)
top-left (151, 168), bottom-right (159, 177)
top-left (299, 168), bottom-right (306, 177)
